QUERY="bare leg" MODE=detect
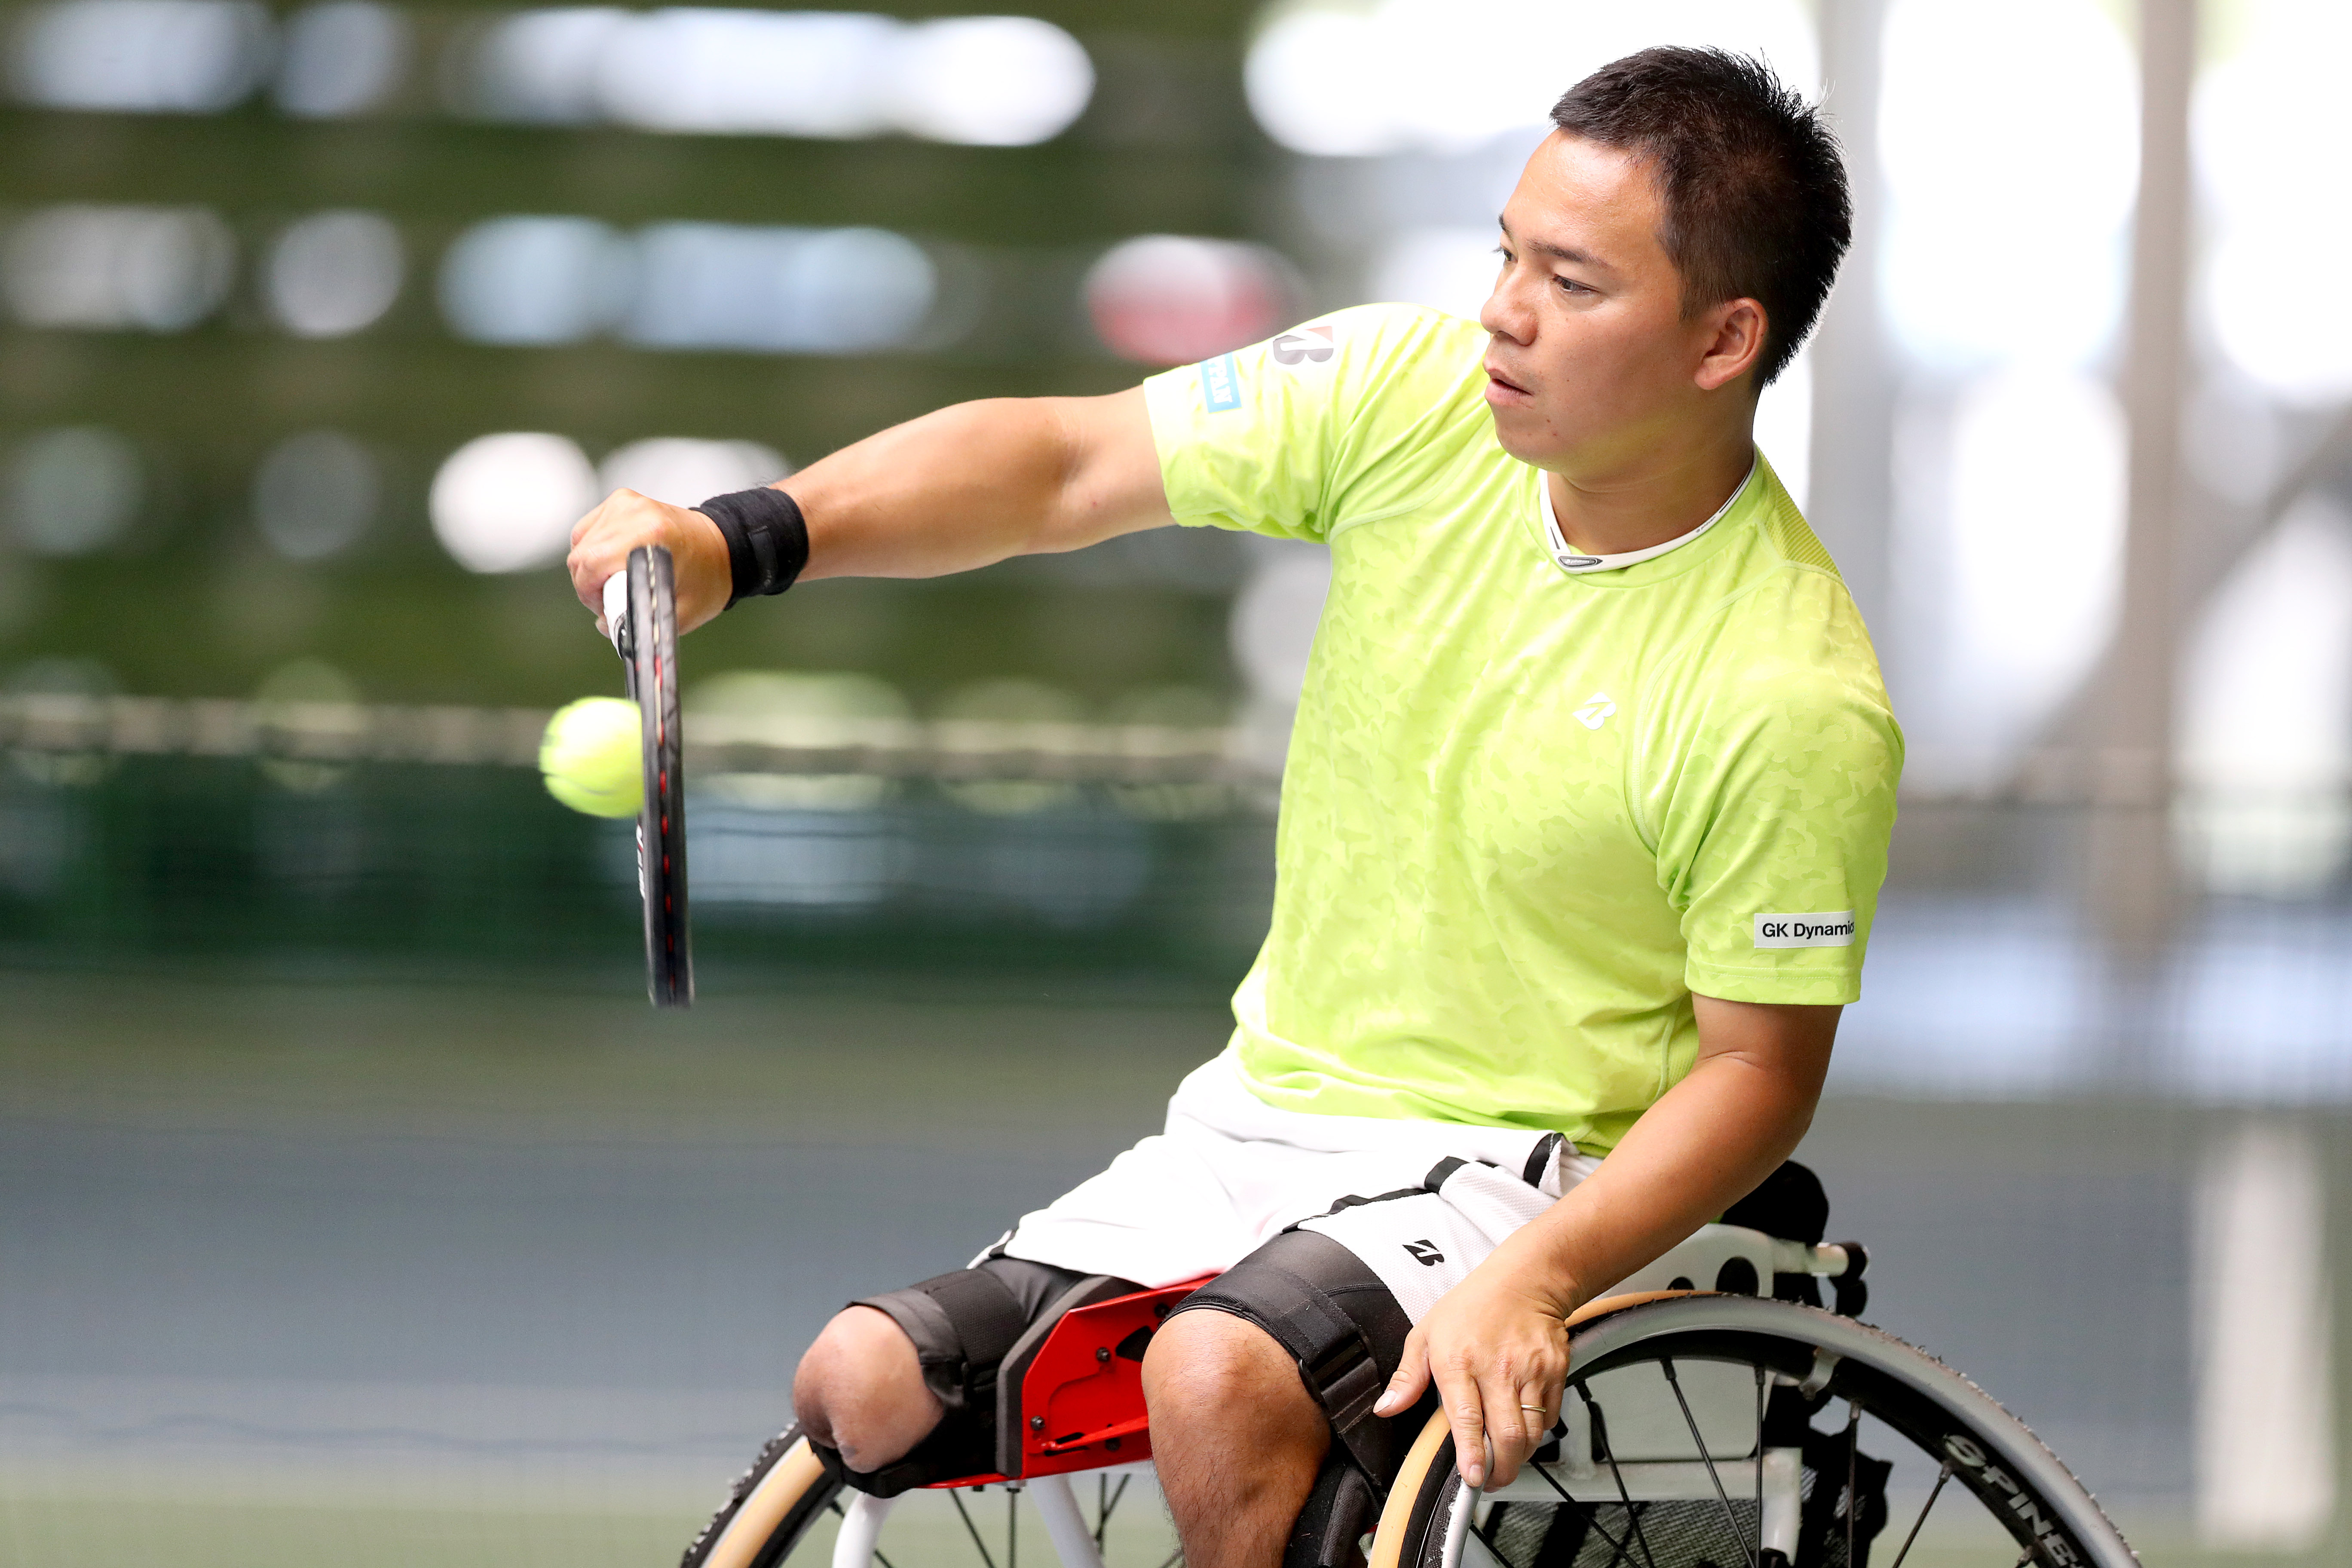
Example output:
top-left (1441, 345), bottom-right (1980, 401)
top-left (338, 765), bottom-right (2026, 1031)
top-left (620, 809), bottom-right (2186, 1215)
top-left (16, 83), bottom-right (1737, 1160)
top-left (793, 1305), bottom-right (944, 1473)
top-left (1143, 1309), bottom-right (1330, 1568)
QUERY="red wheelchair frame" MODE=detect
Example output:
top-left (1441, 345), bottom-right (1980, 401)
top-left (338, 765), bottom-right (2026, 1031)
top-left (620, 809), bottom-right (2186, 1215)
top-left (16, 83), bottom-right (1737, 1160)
top-left (928, 1275), bottom-right (1215, 1490)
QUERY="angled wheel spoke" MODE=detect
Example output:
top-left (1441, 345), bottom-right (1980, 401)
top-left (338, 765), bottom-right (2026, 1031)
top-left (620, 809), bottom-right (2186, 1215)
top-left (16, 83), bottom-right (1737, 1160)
top-left (1154, 1549), bottom-right (1185, 1568)
top-left (1660, 1358), bottom-right (1759, 1568)
top-left (1589, 1502), bottom-right (1636, 1568)
top-left (1843, 1402), bottom-right (1861, 1568)
top-left (1095, 1472), bottom-right (1132, 1550)
top-left (1523, 1455), bottom-right (1641, 1566)
top-left (1752, 1365), bottom-right (1765, 1560)
top-left (950, 1489), bottom-right (999, 1568)
top-left (1008, 1488), bottom-right (1019, 1568)
top-left (1577, 1387), bottom-right (1660, 1568)
top-left (1883, 1461), bottom-right (1952, 1568)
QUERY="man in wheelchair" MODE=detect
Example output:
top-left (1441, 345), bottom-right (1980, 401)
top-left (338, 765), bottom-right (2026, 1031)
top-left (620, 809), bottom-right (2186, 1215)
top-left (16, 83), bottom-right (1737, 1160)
top-left (570, 46), bottom-right (1900, 1568)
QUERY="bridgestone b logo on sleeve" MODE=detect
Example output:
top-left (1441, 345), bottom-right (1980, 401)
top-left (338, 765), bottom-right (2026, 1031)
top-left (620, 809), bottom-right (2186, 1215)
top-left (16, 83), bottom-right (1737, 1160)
top-left (1754, 912), bottom-right (1856, 948)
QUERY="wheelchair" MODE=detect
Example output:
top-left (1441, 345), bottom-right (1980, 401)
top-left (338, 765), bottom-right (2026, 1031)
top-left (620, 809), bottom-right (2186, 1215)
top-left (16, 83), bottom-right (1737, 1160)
top-left (682, 1207), bottom-right (2138, 1568)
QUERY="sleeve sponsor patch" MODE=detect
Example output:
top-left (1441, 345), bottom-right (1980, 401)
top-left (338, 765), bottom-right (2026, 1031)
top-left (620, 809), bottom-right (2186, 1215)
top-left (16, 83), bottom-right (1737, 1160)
top-left (1200, 352), bottom-right (1241, 412)
top-left (1753, 912), bottom-right (1855, 948)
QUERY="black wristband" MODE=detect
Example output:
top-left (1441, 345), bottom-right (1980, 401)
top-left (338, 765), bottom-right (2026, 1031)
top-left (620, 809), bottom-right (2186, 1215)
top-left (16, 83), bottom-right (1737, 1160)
top-left (693, 486), bottom-right (808, 608)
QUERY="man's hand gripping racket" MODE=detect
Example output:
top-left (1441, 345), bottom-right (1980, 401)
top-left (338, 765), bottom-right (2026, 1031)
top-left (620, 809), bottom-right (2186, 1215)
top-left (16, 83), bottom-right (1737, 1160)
top-left (603, 547), bottom-right (694, 1008)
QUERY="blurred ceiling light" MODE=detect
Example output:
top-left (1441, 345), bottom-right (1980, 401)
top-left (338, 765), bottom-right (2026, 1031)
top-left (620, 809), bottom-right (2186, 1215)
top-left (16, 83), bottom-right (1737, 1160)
top-left (625, 224), bottom-right (935, 354)
top-left (1877, 0), bottom-right (2135, 372)
top-left (459, 8), bottom-right (1091, 144)
top-left (446, 6), bottom-right (626, 123)
top-left (2194, 0), bottom-right (2352, 406)
top-left (1246, 3), bottom-right (1426, 158)
top-left (438, 215), bottom-right (632, 345)
top-left (1368, 225), bottom-right (1497, 320)
top-left (591, 9), bottom-right (899, 137)
top-left (1085, 236), bottom-right (1292, 365)
top-left (2, 204), bottom-right (234, 331)
top-left (273, 0), bottom-right (408, 118)
top-left (599, 438), bottom-right (789, 508)
top-left (9, 0), bottom-right (272, 113)
top-left (1943, 368), bottom-right (2127, 747)
top-left (254, 430), bottom-right (379, 561)
top-left (1245, 0), bottom-right (1815, 157)
top-left (265, 210), bottom-right (404, 338)
top-left (885, 16), bottom-right (1093, 146)
top-left (429, 432), bottom-right (597, 573)
top-left (4, 427), bottom-right (144, 557)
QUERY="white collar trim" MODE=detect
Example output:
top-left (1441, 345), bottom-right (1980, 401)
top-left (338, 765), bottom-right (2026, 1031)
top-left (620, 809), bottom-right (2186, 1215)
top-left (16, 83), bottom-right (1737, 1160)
top-left (1539, 455), bottom-right (1757, 576)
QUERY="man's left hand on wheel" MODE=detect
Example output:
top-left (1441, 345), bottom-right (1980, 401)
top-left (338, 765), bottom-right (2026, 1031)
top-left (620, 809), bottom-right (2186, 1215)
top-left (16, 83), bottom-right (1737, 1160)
top-left (1375, 1264), bottom-right (1572, 1490)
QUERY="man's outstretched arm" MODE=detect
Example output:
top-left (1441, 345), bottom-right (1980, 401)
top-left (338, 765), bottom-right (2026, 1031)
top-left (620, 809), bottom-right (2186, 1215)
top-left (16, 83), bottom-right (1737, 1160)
top-left (566, 387), bottom-right (1172, 634)
top-left (1373, 995), bottom-right (1840, 1488)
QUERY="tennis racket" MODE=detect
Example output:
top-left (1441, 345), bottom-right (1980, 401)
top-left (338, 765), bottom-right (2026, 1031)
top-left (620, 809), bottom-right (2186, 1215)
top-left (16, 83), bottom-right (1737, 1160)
top-left (603, 546), bottom-right (694, 1008)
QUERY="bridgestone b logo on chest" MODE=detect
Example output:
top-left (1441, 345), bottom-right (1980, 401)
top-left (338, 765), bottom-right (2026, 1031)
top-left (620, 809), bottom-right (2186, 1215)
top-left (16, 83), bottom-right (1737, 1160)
top-left (1753, 912), bottom-right (1856, 948)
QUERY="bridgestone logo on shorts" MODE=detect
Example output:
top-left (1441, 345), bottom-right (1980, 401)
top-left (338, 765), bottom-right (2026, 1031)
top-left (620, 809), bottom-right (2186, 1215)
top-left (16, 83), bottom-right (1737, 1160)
top-left (1753, 911), bottom-right (1856, 948)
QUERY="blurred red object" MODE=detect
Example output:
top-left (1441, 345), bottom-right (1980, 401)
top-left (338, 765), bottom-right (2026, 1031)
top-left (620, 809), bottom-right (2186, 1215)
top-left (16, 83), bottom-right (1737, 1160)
top-left (1084, 236), bottom-right (1294, 365)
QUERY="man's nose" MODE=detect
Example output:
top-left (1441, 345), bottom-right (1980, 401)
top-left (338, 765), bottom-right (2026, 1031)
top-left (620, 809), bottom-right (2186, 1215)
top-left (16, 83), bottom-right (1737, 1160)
top-left (1479, 276), bottom-right (1532, 343)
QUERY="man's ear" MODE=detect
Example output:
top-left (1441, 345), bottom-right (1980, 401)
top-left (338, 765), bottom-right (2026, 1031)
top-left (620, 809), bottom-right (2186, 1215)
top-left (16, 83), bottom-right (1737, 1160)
top-left (1694, 297), bottom-right (1767, 392)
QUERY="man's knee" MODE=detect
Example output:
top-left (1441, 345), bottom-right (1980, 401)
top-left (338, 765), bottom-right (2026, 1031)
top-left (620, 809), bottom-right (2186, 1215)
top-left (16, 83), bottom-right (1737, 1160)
top-left (1143, 1308), bottom-right (1326, 1452)
top-left (793, 1305), bottom-right (942, 1470)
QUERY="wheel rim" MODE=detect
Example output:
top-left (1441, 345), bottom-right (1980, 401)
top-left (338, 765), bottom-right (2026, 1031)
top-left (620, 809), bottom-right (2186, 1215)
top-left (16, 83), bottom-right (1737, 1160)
top-left (1386, 1295), bottom-right (2140, 1568)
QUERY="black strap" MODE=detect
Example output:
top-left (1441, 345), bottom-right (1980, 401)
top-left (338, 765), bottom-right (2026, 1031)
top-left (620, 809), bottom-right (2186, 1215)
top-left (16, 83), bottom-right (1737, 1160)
top-left (914, 1267), bottom-right (1033, 1371)
top-left (813, 1435), bottom-right (978, 1501)
top-left (1208, 1259), bottom-right (1391, 1480)
top-left (1522, 1132), bottom-right (1565, 1188)
top-left (694, 486), bottom-right (808, 607)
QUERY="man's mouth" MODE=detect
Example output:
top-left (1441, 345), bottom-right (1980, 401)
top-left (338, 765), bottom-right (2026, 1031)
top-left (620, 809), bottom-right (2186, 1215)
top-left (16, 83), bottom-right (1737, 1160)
top-left (1485, 363), bottom-right (1531, 397)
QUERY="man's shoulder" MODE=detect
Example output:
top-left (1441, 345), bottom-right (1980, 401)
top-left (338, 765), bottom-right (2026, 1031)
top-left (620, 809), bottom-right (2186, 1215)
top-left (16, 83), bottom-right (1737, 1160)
top-left (1270, 302), bottom-right (1488, 401)
top-left (1307, 304), bottom-right (1498, 484)
top-left (1313, 300), bottom-right (1486, 353)
top-left (1645, 488), bottom-right (1899, 752)
top-left (1145, 301), bottom-right (1481, 435)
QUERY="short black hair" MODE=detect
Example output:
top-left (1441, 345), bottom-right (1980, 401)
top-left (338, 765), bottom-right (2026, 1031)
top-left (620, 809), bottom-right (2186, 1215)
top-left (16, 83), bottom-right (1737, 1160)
top-left (1550, 46), bottom-right (1849, 387)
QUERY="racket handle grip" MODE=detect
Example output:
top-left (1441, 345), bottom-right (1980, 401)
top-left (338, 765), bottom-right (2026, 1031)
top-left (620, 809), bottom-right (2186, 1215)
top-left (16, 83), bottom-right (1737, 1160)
top-left (603, 571), bottom-right (630, 655)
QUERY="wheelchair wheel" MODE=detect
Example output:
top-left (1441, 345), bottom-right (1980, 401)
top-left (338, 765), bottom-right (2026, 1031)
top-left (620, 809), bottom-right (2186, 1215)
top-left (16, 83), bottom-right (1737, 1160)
top-left (681, 1425), bottom-right (1180, 1568)
top-left (1370, 1295), bottom-right (2138, 1568)
top-left (681, 1425), bottom-right (842, 1568)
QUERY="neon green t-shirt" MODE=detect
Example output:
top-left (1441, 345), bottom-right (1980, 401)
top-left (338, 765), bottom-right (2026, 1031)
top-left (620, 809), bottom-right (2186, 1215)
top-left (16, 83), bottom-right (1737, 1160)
top-left (1144, 304), bottom-right (1903, 1153)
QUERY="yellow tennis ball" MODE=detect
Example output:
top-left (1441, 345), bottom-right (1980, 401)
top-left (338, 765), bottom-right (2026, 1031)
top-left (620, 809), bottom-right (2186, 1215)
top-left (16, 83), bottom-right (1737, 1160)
top-left (539, 697), bottom-right (644, 818)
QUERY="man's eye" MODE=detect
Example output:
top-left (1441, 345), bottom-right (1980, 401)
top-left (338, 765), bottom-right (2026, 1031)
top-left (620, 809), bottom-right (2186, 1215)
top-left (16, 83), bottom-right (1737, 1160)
top-left (1556, 276), bottom-right (1591, 294)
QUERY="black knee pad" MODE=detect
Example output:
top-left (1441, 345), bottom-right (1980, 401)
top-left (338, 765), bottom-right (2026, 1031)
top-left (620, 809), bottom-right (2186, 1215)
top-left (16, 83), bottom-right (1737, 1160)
top-left (816, 1257), bottom-right (1132, 1498)
top-left (1167, 1228), bottom-right (1434, 1490)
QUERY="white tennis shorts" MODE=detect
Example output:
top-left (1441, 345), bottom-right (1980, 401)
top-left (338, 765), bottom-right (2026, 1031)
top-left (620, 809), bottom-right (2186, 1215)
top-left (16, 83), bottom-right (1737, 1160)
top-left (992, 1050), bottom-right (1601, 1323)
